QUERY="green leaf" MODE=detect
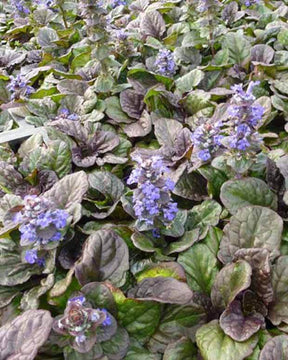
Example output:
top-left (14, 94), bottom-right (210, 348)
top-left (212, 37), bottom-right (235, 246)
top-left (0, 238), bottom-right (41, 286)
top-left (159, 302), bottom-right (207, 340)
top-left (198, 165), bottom-right (228, 197)
top-left (86, 170), bottom-right (124, 219)
top-left (220, 178), bottom-right (277, 215)
top-left (223, 31), bottom-right (251, 65)
top-left (218, 206), bottom-right (283, 264)
top-left (135, 262), bottom-right (187, 283)
top-left (81, 282), bottom-right (117, 315)
top-left (64, 343), bottom-right (103, 360)
top-left (37, 27), bottom-right (59, 49)
top-left (268, 256), bottom-right (288, 325)
top-left (112, 289), bottom-right (161, 343)
top-left (163, 337), bottom-right (197, 360)
top-left (105, 96), bottom-right (132, 124)
top-left (75, 229), bottom-right (129, 287)
top-left (196, 320), bottom-right (258, 360)
top-left (102, 327), bottom-right (130, 360)
top-left (211, 260), bottom-right (252, 310)
top-left (185, 200), bottom-right (222, 239)
top-left (20, 274), bottom-right (54, 311)
top-left (164, 228), bottom-right (200, 255)
top-left (0, 286), bottom-right (20, 309)
top-left (175, 69), bottom-right (204, 94)
top-left (173, 170), bottom-right (207, 201)
top-left (178, 227), bottom-right (222, 294)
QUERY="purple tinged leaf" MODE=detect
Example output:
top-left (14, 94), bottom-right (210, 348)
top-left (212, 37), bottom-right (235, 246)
top-left (259, 335), bottom-right (288, 360)
top-left (57, 79), bottom-right (89, 96)
top-left (251, 44), bottom-right (275, 65)
top-left (140, 11), bottom-right (166, 38)
top-left (86, 170), bottom-right (125, 219)
top-left (120, 89), bottom-right (144, 119)
top-left (233, 248), bottom-right (273, 306)
top-left (211, 260), bottom-right (252, 310)
top-left (43, 171), bottom-right (89, 210)
top-left (154, 118), bottom-right (183, 147)
top-left (0, 310), bottom-right (53, 360)
top-left (268, 256), bottom-right (288, 325)
top-left (50, 118), bottom-right (88, 143)
top-left (0, 161), bottom-right (23, 192)
top-left (219, 300), bottom-right (265, 342)
top-left (163, 337), bottom-right (197, 360)
top-left (123, 110), bottom-right (152, 138)
top-left (196, 320), bottom-right (258, 360)
top-left (129, 277), bottom-right (193, 305)
top-left (94, 131), bottom-right (120, 154)
top-left (75, 230), bottom-right (129, 287)
top-left (218, 206), bottom-right (283, 264)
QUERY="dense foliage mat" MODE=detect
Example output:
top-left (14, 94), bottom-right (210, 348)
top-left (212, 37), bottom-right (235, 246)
top-left (1, 0), bottom-right (288, 359)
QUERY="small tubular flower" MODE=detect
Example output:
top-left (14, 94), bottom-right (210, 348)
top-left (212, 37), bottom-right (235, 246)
top-left (225, 81), bottom-right (264, 152)
top-left (154, 49), bottom-right (176, 77)
top-left (127, 154), bottom-right (178, 227)
top-left (7, 74), bottom-right (35, 100)
top-left (190, 121), bottom-right (224, 162)
top-left (53, 296), bottom-right (114, 353)
top-left (13, 195), bottom-right (69, 265)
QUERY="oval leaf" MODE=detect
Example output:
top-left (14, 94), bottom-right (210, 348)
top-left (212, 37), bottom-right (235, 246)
top-left (196, 320), bottom-right (258, 360)
top-left (218, 206), bottom-right (283, 264)
top-left (0, 310), bottom-right (53, 360)
top-left (220, 178), bottom-right (277, 215)
top-left (75, 229), bottom-right (129, 287)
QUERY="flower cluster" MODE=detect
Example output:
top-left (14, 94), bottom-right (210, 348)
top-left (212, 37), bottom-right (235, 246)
top-left (243, 0), bottom-right (260, 6)
top-left (55, 108), bottom-right (79, 121)
top-left (225, 81), bottom-right (264, 152)
top-left (9, 0), bottom-right (30, 16)
top-left (190, 82), bottom-right (264, 163)
top-left (191, 121), bottom-right (224, 161)
top-left (7, 74), bottom-right (34, 100)
top-left (35, 0), bottom-right (55, 7)
top-left (13, 195), bottom-right (69, 265)
top-left (53, 296), bottom-right (112, 353)
top-left (154, 49), bottom-right (176, 77)
top-left (127, 154), bottom-right (178, 228)
top-left (110, 0), bottom-right (126, 8)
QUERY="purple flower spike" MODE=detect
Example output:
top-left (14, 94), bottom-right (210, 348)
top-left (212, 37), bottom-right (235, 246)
top-left (127, 154), bottom-right (178, 228)
top-left (154, 49), bottom-right (176, 77)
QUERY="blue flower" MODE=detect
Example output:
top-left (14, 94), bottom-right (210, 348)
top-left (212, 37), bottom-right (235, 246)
top-left (24, 249), bottom-right (45, 266)
top-left (14, 196), bottom-right (69, 262)
top-left (127, 154), bottom-right (178, 227)
top-left (9, 0), bottom-right (30, 15)
top-left (100, 309), bottom-right (112, 326)
top-left (68, 296), bottom-right (86, 305)
top-left (191, 122), bottom-right (224, 162)
top-left (7, 74), bottom-right (34, 100)
top-left (56, 108), bottom-right (79, 121)
top-left (24, 249), bottom-right (38, 264)
top-left (155, 49), bottom-right (176, 77)
top-left (111, 0), bottom-right (126, 8)
top-left (224, 81), bottom-right (264, 153)
top-left (198, 149), bottom-right (211, 161)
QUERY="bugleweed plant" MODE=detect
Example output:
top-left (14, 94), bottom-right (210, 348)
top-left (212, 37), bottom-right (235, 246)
top-left (1, 0), bottom-right (288, 359)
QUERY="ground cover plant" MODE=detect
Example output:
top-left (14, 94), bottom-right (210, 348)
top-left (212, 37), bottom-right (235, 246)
top-left (1, 0), bottom-right (288, 359)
